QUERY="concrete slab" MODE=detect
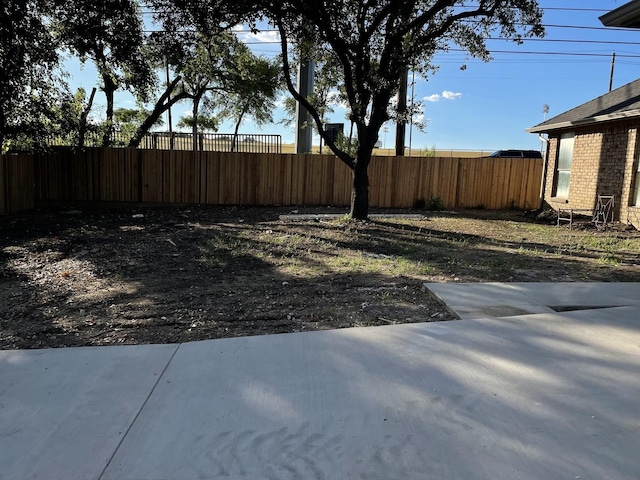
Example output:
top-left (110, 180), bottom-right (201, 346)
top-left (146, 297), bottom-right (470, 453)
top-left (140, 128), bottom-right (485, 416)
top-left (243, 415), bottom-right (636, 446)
top-left (507, 282), bottom-right (640, 308)
top-left (425, 282), bottom-right (640, 319)
top-left (102, 309), bottom-right (640, 480)
top-left (426, 282), bottom-right (557, 319)
top-left (0, 344), bottom-right (177, 480)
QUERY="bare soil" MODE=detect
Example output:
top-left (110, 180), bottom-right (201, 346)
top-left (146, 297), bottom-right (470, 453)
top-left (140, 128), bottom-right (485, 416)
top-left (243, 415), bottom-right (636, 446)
top-left (1, 204), bottom-right (638, 349)
top-left (0, 205), bottom-right (450, 349)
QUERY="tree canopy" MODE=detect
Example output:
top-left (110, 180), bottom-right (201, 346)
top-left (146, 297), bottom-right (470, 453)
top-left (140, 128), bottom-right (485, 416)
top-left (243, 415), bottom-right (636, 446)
top-left (53, 0), bottom-right (154, 146)
top-left (0, 0), bottom-right (282, 151)
top-left (0, 0), bottom-right (65, 150)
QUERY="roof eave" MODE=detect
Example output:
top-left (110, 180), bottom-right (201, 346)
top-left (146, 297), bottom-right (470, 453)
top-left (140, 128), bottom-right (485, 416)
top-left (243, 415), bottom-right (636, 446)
top-left (526, 109), bottom-right (640, 134)
top-left (600, 0), bottom-right (640, 27)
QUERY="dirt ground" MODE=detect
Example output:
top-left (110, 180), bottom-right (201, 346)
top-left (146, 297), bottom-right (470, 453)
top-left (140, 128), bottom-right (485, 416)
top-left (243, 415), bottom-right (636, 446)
top-left (2, 204), bottom-right (638, 350)
top-left (0, 205), bottom-right (456, 349)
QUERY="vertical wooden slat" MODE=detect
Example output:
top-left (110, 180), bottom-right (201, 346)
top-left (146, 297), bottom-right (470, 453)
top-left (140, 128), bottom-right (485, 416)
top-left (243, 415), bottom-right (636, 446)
top-left (332, 158), bottom-right (351, 207)
top-left (0, 154), bottom-right (35, 214)
top-left (208, 151), bottom-right (221, 204)
top-left (0, 156), bottom-right (7, 214)
top-left (198, 151), bottom-right (208, 204)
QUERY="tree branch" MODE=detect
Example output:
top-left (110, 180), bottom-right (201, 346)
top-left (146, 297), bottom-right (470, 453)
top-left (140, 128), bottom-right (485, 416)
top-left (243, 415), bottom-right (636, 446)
top-left (128, 75), bottom-right (188, 147)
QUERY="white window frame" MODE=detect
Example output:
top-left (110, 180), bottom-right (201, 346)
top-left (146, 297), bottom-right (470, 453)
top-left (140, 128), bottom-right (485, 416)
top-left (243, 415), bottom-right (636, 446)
top-left (633, 158), bottom-right (640, 206)
top-left (554, 132), bottom-right (574, 198)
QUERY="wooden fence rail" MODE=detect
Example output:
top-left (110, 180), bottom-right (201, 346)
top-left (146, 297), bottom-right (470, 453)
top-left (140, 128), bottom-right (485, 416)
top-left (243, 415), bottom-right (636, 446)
top-left (3, 148), bottom-right (543, 213)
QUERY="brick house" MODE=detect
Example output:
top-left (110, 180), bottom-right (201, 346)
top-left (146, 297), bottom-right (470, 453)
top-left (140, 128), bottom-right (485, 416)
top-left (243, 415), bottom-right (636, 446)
top-left (526, 78), bottom-right (640, 229)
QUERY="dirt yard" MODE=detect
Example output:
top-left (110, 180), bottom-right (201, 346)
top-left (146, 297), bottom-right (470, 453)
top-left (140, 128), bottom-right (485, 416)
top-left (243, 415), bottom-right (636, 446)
top-left (1, 204), bottom-right (638, 349)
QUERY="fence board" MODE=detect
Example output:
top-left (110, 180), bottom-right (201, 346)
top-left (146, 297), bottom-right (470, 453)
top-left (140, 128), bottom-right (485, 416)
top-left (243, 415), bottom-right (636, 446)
top-left (0, 156), bottom-right (6, 214)
top-left (280, 154), bottom-right (294, 205)
top-left (1, 154), bottom-right (35, 214)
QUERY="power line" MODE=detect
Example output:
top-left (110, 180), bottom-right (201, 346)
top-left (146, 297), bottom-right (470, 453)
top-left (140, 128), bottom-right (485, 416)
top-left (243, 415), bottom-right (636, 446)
top-left (487, 38), bottom-right (640, 47)
top-left (139, 6), bottom-right (613, 15)
top-left (538, 7), bottom-right (608, 12)
top-left (448, 48), bottom-right (640, 59)
top-left (140, 36), bottom-right (640, 60)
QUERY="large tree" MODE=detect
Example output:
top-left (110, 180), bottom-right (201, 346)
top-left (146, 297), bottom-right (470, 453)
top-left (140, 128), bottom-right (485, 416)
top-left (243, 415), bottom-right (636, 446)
top-left (213, 51), bottom-right (281, 152)
top-left (0, 0), bottom-right (66, 151)
top-left (54, 0), bottom-right (155, 146)
top-left (129, 3), bottom-right (280, 150)
top-left (259, 0), bottom-right (544, 219)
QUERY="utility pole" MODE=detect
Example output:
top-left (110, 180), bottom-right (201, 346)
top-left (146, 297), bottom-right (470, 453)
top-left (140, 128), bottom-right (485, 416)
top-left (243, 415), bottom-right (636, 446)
top-left (295, 60), bottom-right (315, 153)
top-left (609, 52), bottom-right (616, 92)
top-left (408, 70), bottom-right (416, 157)
top-left (395, 68), bottom-right (409, 156)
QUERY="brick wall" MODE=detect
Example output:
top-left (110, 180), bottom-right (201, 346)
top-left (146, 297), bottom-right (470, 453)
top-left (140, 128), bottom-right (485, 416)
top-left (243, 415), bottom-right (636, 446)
top-left (544, 122), bottom-right (639, 224)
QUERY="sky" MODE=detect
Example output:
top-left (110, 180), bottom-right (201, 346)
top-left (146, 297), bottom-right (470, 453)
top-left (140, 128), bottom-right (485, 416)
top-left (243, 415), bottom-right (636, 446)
top-left (63, 1), bottom-right (640, 153)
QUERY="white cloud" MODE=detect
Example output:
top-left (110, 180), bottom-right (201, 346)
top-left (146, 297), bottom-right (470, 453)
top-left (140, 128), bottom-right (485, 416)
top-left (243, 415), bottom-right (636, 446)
top-left (252, 30), bottom-right (281, 43)
top-left (423, 90), bottom-right (462, 102)
top-left (274, 95), bottom-right (289, 109)
top-left (413, 113), bottom-right (431, 124)
top-left (233, 25), bottom-right (281, 44)
top-left (442, 90), bottom-right (462, 100)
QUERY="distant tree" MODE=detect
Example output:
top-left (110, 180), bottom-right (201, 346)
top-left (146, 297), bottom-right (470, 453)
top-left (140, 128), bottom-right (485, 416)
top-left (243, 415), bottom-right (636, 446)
top-left (257, 0), bottom-right (545, 219)
top-left (213, 52), bottom-right (281, 151)
top-left (125, 0), bottom-right (261, 149)
top-left (54, 88), bottom-right (95, 147)
top-left (178, 32), bottom-right (249, 150)
top-left (53, 0), bottom-right (155, 146)
top-left (114, 107), bottom-right (163, 143)
top-left (176, 114), bottom-right (219, 133)
top-left (77, 87), bottom-right (98, 148)
top-left (130, 11), bottom-right (280, 151)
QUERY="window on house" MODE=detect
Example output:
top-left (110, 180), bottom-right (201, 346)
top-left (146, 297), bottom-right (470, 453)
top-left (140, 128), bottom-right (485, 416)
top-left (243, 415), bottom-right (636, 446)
top-left (554, 132), bottom-right (574, 198)
top-left (633, 160), bottom-right (640, 206)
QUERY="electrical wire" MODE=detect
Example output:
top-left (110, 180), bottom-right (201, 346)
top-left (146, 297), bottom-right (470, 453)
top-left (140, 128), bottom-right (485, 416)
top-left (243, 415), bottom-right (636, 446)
top-left (136, 4), bottom-right (640, 61)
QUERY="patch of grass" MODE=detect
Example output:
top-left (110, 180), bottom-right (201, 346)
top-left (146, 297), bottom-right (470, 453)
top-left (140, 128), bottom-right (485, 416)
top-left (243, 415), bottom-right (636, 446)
top-left (597, 253), bottom-right (620, 266)
top-left (516, 246), bottom-right (546, 257)
top-left (200, 209), bottom-right (639, 283)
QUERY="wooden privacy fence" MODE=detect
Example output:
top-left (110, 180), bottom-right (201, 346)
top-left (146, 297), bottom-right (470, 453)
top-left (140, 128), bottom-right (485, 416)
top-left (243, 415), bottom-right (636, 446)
top-left (14, 147), bottom-right (542, 210)
top-left (1, 154), bottom-right (35, 215)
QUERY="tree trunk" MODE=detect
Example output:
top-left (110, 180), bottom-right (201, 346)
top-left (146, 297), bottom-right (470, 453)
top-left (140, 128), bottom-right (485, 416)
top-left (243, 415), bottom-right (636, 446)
top-left (128, 77), bottom-right (187, 148)
top-left (0, 109), bottom-right (5, 151)
top-left (192, 96), bottom-right (200, 152)
top-left (78, 87), bottom-right (97, 148)
top-left (350, 160), bottom-right (369, 219)
top-left (230, 108), bottom-right (247, 153)
top-left (348, 128), bottom-right (379, 219)
top-left (101, 74), bottom-right (117, 147)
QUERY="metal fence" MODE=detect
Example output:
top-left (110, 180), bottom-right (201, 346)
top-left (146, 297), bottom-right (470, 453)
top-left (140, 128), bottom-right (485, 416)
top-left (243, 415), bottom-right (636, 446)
top-left (48, 131), bottom-right (282, 153)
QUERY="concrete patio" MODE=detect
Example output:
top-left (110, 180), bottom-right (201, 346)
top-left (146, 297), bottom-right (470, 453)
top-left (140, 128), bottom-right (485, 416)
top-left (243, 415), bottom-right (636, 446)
top-left (1, 282), bottom-right (639, 480)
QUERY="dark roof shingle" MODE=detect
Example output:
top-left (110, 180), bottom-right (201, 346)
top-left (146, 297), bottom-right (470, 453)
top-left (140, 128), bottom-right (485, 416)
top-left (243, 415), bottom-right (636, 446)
top-left (527, 78), bottom-right (640, 133)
